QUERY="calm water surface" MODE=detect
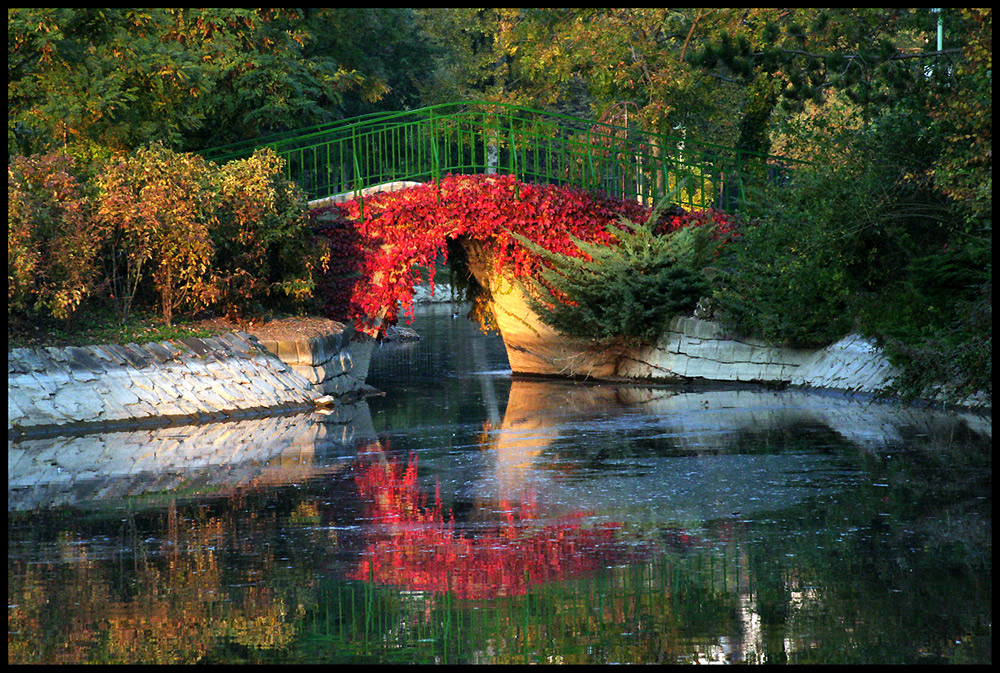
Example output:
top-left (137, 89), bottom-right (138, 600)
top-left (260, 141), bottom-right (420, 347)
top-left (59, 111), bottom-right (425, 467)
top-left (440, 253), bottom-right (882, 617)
top-left (8, 304), bottom-right (992, 664)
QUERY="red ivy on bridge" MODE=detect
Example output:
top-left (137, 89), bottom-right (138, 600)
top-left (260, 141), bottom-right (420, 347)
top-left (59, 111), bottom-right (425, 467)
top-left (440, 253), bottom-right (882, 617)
top-left (311, 174), bottom-right (733, 336)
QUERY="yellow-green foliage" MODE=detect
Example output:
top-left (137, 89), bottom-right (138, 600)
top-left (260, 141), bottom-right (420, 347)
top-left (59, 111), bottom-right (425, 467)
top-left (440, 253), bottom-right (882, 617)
top-left (95, 143), bottom-right (218, 326)
top-left (213, 150), bottom-right (318, 318)
top-left (8, 145), bottom-right (317, 328)
top-left (8, 153), bottom-right (103, 323)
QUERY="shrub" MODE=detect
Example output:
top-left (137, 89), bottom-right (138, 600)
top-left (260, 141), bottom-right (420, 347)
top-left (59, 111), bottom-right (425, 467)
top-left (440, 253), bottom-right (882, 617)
top-left (711, 143), bottom-right (888, 347)
top-left (8, 152), bottom-right (105, 324)
top-left (94, 143), bottom-right (217, 325)
top-left (213, 149), bottom-right (320, 318)
top-left (512, 200), bottom-right (717, 344)
top-left (713, 97), bottom-right (991, 402)
top-left (711, 216), bottom-right (857, 347)
top-left (858, 240), bottom-right (992, 405)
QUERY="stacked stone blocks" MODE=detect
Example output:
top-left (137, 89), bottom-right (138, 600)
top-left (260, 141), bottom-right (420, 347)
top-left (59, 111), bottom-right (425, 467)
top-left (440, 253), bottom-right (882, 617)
top-left (255, 328), bottom-right (373, 399)
top-left (609, 315), bottom-right (899, 395)
top-left (8, 332), bottom-right (320, 437)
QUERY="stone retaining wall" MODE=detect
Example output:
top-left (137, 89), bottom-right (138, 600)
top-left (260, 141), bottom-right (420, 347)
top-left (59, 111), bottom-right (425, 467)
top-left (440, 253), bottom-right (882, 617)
top-left (256, 327), bottom-right (377, 399)
top-left (8, 332), bottom-right (323, 437)
top-left (619, 316), bottom-right (899, 395)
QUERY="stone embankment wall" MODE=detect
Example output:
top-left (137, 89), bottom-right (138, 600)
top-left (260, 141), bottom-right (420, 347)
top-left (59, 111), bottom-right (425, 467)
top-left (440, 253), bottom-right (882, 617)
top-left (255, 328), bottom-right (376, 399)
top-left (620, 316), bottom-right (898, 395)
top-left (8, 327), bottom-right (373, 438)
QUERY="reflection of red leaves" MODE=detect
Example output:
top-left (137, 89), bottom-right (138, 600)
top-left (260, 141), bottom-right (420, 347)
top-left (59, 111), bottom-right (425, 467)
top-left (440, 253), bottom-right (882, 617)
top-left (348, 449), bottom-right (625, 600)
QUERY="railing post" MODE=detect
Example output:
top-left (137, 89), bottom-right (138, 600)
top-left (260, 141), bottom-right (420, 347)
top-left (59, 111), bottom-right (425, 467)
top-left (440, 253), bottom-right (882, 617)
top-left (352, 127), bottom-right (364, 219)
top-left (507, 109), bottom-right (521, 198)
top-left (487, 129), bottom-right (498, 175)
top-left (429, 109), bottom-right (442, 204)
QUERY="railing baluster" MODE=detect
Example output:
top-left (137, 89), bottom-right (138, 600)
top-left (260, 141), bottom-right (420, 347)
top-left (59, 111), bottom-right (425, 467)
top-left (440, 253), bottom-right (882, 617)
top-left (199, 101), bottom-right (803, 213)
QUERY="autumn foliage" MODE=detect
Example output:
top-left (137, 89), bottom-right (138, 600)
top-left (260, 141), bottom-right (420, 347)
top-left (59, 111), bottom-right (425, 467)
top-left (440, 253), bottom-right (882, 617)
top-left (8, 146), bottom-right (320, 326)
top-left (8, 153), bottom-right (102, 322)
top-left (311, 173), bottom-right (731, 337)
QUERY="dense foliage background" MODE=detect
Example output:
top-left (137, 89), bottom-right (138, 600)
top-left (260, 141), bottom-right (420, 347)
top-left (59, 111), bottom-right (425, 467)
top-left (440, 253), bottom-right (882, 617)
top-left (7, 8), bottom-right (991, 403)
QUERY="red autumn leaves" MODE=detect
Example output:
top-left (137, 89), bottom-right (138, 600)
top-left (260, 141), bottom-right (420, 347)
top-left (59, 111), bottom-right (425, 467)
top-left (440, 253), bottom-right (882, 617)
top-left (311, 174), bottom-right (733, 336)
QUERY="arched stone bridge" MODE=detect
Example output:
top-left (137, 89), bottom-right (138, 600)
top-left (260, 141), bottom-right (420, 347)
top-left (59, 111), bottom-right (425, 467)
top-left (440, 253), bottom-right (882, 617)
top-left (199, 102), bottom-right (900, 397)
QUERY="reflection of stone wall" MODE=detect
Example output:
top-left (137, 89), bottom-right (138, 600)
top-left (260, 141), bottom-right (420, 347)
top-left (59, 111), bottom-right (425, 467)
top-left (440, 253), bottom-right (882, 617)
top-left (482, 378), bottom-right (991, 523)
top-left (8, 400), bottom-right (376, 511)
top-left (8, 332), bottom-right (320, 437)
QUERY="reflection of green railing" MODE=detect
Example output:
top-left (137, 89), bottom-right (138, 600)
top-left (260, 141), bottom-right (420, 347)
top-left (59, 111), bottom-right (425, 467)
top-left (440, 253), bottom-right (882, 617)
top-left (297, 547), bottom-right (741, 665)
top-left (201, 101), bottom-right (802, 211)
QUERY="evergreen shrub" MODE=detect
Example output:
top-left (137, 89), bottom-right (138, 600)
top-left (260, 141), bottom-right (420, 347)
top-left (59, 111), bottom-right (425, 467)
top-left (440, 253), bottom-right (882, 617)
top-left (512, 200), bottom-right (722, 344)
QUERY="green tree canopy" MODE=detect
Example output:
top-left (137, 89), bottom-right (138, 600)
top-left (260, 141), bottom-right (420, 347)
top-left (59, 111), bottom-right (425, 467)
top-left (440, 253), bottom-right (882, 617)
top-left (8, 8), bottom-right (426, 155)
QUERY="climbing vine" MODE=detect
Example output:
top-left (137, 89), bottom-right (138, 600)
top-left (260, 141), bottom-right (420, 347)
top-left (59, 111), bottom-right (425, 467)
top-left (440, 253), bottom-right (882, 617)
top-left (311, 173), bottom-right (734, 337)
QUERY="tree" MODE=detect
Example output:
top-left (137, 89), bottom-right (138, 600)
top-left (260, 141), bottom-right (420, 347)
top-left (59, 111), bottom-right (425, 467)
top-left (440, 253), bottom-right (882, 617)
top-left (7, 8), bottom-right (389, 155)
top-left (925, 8), bottom-right (991, 219)
top-left (487, 9), bottom-right (736, 140)
top-left (411, 8), bottom-right (521, 106)
top-left (301, 8), bottom-right (439, 117)
top-left (706, 8), bottom-right (991, 402)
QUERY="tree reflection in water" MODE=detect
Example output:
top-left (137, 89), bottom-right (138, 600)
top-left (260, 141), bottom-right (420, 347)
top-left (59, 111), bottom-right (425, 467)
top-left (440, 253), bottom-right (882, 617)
top-left (347, 442), bottom-right (630, 599)
top-left (8, 373), bottom-right (991, 664)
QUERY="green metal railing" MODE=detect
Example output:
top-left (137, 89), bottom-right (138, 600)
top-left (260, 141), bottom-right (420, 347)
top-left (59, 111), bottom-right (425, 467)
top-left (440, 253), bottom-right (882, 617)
top-left (201, 101), bottom-right (802, 211)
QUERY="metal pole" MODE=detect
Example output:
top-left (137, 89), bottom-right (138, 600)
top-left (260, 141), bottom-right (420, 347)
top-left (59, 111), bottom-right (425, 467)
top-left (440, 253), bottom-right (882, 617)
top-left (936, 9), bottom-right (943, 51)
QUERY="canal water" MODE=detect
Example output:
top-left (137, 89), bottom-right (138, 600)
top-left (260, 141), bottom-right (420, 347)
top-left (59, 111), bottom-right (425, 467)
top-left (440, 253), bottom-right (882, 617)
top-left (8, 304), bottom-right (992, 664)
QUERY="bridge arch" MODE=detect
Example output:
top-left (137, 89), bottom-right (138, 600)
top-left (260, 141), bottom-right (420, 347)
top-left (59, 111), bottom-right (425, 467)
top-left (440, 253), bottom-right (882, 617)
top-left (309, 173), bottom-right (731, 339)
top-left (201, 102), bottom-right (794, 338)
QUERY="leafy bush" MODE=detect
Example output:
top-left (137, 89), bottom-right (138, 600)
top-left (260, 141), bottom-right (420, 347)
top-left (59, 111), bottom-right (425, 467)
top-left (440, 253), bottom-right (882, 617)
top-left (8, 153), bottom-right (105, 324)
top-left (95, 143), bottom-right (218, 325)
top-left (213, 149), bottom-right (319, 318)
top-left (710, 179), bottom-right (859, 348)
top-left (9, 144), bottom-right (322, 331)
top-left (858, 239), bottom-right (992, 404)
top-left (711, 111), bottom-right (935, 348)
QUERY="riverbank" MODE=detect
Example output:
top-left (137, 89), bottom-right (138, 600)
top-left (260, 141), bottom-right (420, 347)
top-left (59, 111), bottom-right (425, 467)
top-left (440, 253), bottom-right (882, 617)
top-left (7, 289), bottom-right (987, 439)
top-left (461, 240), bottom-right (989, 411)
top-left (7, 317), bottom-right (380, 438)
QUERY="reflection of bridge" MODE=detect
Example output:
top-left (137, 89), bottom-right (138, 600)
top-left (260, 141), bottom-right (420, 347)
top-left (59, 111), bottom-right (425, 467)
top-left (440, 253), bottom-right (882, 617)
top-left (201, 101), bottom-right (801, 211)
